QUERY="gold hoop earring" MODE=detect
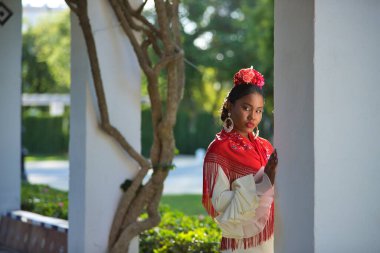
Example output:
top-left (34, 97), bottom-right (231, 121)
top-left (253, 126), bottom-right (260, 139)
top-left (223, 113), bottom-right (234, 132)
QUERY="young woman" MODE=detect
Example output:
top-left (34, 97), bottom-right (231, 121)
top-left (202, 67), bottom-right (278, 253)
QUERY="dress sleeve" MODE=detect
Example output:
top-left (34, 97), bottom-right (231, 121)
top-left (210, 164), bottom-right (274, 238)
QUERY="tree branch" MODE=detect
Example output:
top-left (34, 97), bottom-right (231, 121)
top-left (109, 0), bottom-right (154, 76)
top-left (65, 0), bottom-right (78, 15)
top-left (125, 0), bottom-right (160, 37)
top-left (108, 165), bottom-right (150, 247)
top-left (172, 0), bottom-right (185, 100)
top-left (136, 0), bottom-right (148, 14)
top-left (101, 124), bottom-right (150, 168)
top-left (154, 0), bottom-right (173, 51)
top-left (70, 0), bottom-right (185, 252)
top-left (110, 183), bottom-right (163, 253)
top-left (153, 49), bottom-right (183, 75)
top-left (141, 38), bottom-right (153, 67)
top-left (110, 1), bottom-right (164, 138)
top-left (162, 0), bottom-right (184, 133)
top-left (68, 0), bottom-right (150, 175)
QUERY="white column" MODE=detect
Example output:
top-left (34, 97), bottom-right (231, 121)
top-left (0, 0), bottom-right (21, 213)
top-left (274, 0), bottom-right (315, 252)
top-left (314, 1), bottom-right (380, 252)
top-left (275, 0), bottom-right (380, 252)
top-left (69, 1), bottom-right (141, 252)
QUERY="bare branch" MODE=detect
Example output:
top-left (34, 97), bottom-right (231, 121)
top-left (154, 0), bottom-right (173, 51)
top-left (120, 0), bottom-right (161, 41)
top-left (110, 183), bottom-right (163, 252)
top-left (172, 0), bottom-right (185, 100)
top-left (73, 1), bottom-right (110, 125)
top-left (152, 39), bottom-right (163, 57)
top-left (121, 169), bottom-right (168, 228)
top-left (109, 1), bottom-right (165, 148)
top-left (141, 39), bottom-right (153, 67)
top-left (109, 0), bottom-right (154, 76)
top-left (110, 214), bottom-right (160, 253)
top-left (119, 0), bottom-right (163, 61)
top-left (102, 124), bottom-right (150, 168)
top-left (108, 166), bottom-right (150, 247)
top-left (71, 0), bottom-right (185, 251)
top-left (110, 170), bottom-right (166, 248)
top-left (136, 0), bottom-right (148, 14)
top-left (154, 49), bottom-right (183, 75)
top-left (71, 0), bottom-right (150, 170)
top-left (123, 0), bottom-right (160, 37)
top-left (65, 0), bottom-right (79, 15)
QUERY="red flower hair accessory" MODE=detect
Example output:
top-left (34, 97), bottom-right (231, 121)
top-left (233, 66), bottom-right (265, 88)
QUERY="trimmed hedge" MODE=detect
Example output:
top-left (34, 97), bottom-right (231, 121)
top-left (22, 107), bottom-right (272, 156)
top-left (142, 108), bottom-right (221, 156)
top-left (22, 108), bottom-right (219, 156)
top-left (23, 114), bottom-right (69, 155)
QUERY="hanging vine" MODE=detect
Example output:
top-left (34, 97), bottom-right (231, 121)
top-left (65, 0), bottom-right (184, 251)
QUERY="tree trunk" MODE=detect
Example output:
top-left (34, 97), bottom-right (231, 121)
top-left (65, 0), bottom-right (184, 252)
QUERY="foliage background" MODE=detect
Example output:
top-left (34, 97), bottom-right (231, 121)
top-left (22, 10), bottom-right (70, 94)
top-left (22, 0), bottom-right (274, 156)
top-left (20, 0), bottom-right (274, 250)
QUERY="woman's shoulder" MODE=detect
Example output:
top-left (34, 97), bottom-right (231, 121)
top-left (257, 136), bottom-right (274, 153)
top-left (206, 133), bottom-right (230, 153)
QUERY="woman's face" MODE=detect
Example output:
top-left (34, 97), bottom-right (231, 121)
top-left (228, 92), bottom-right (264, 138)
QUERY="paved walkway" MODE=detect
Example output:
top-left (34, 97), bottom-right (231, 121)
top-left (25, 151), bottom-right (205, 195)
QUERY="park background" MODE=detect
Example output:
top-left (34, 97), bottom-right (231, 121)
top-left (19, 0), bottom-right (273, 252)
top-left (2, 0), bottom-right (380, 252)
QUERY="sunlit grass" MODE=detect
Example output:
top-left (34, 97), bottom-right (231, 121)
top-left (161, 194), bottom-right (206, 216)
top-left (22, 182), bottom-right (206, 217)
top-left (25, 154), bottom-right (68, 161)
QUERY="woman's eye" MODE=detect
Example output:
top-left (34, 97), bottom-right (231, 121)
top-left (243, 106), bottom-right (250, 111)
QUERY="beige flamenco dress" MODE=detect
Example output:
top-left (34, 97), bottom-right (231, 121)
top-left (210, 165), bottom-right (274, 253)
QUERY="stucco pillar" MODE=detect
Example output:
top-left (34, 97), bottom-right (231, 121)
top-left (0, 0), bottom-right (21, 213)
top-left (274, 0), bottom-right (380, 253)
top-left (69, 1), bottom-right (141, 252)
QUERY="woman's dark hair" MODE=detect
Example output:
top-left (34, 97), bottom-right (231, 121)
top-left (220, 84), bottom-right (264, 121)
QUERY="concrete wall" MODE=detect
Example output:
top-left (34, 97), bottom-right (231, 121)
top-left (69, 1), bottom-right (141, 252)
top-left (274, 0), bottom-right (315, 252)
top-left (275, 0), bottom-right (380, 252)
top-left (0, 0), bottom-right (21, 213)
top-left (314, 1), bottom-right (380, 252)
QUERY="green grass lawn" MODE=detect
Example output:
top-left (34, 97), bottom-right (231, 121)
top-left (25, 154), bottom-right (68, 162)
top-left (22, 182), bottom-right (206, 218)
top-left (24, 155), bottom-right (206, 216)
top-left (161, 194), bottom-right (206, 216)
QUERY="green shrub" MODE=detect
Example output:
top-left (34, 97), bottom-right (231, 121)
top-left (139, 205), bottom-right (221, 253)
top-left (21, 183), bottom-right (222, 252)
top-left (21, 182), bottom-right (68, 219)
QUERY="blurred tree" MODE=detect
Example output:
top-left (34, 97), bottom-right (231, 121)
top-left (22, 10), bottom-right (70, 93)
top-left (180, 0), bottom-right (274, 137)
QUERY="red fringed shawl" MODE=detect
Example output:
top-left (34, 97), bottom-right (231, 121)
top-left (202, 129), bottom-right (274, 251)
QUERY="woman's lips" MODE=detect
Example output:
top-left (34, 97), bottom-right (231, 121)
top-left (246, 122), bottom-right (254, 128)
